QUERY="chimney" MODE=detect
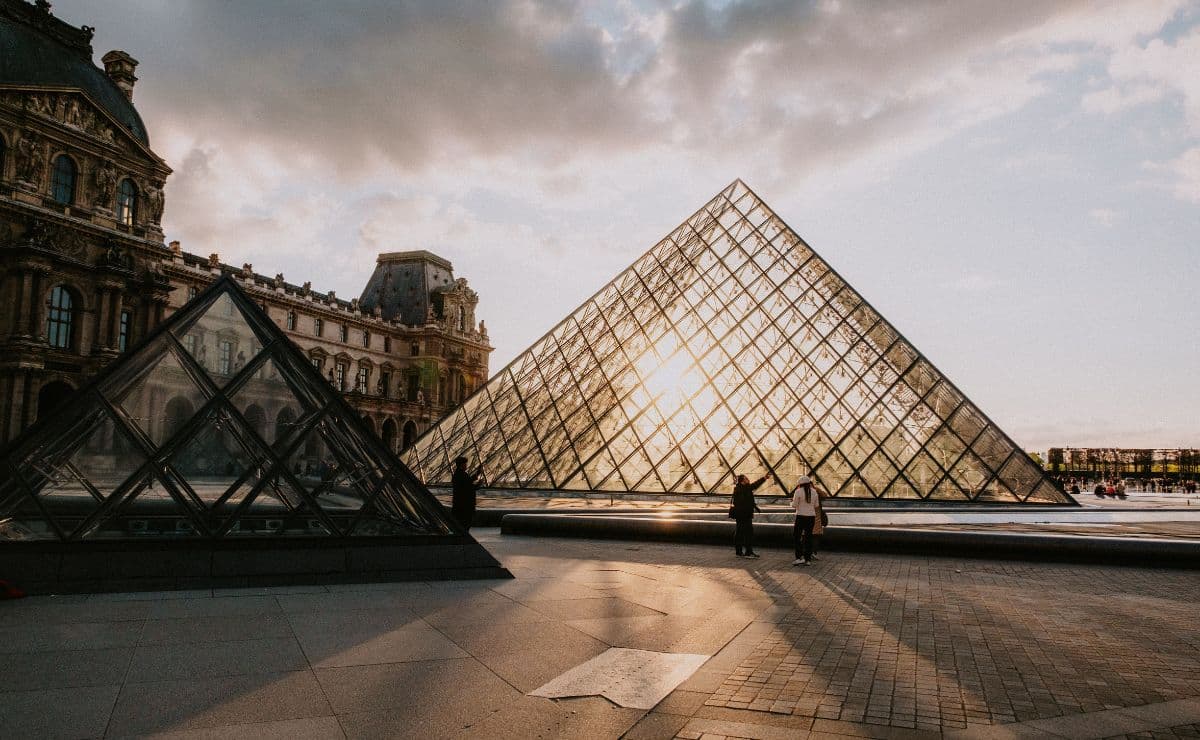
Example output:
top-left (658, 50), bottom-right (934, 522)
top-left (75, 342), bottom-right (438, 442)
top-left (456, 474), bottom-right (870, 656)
top-left (169, 240), bottom-right (181, 255)
top-left (101, 50), bottom-right (139, 100)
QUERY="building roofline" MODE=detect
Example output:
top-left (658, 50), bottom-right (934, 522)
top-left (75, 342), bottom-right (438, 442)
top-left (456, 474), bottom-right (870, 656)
top-left (375, 250), bottom-right (453, 272)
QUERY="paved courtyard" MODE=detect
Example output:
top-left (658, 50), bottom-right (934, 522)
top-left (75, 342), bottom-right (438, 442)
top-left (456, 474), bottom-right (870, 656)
top-left (3, 530), bottom-right (1200, 738)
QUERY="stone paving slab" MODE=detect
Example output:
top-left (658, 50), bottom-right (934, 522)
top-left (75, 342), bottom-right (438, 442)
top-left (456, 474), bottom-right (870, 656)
top-left (3, 529), bottom-right (1200, 738)
top-left (531, 647), bottom-right (709, 709)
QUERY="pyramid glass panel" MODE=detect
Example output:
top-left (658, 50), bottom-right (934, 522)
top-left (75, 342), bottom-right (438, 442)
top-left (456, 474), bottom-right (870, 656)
top-left (1, 277), bottom-right (477, 541)
top-left (405, 181), bottom-right (1073, 504)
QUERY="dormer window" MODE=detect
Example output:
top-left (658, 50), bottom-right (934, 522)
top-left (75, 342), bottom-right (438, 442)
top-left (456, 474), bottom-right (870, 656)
top-left (50, 155), bottom-right (76, 205)
top-left (116, 178), bottom-right (137, 225)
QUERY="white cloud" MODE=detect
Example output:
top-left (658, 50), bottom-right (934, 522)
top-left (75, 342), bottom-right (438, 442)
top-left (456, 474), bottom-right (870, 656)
top-left (1163, 146), bottom-right (1200, 202)
top-left (1088, 207), bottom-right (1122, 227)
top-left (1081, 83), bottom-right (1167, 114)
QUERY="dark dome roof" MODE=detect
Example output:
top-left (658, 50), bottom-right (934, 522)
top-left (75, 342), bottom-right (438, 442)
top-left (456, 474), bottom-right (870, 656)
top-left (0, 11), bottom-right (149, 145)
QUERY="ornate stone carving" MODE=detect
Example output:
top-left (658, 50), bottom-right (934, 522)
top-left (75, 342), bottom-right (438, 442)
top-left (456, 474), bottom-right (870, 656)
top-left (144, 180), bottom-right (164, 223)
top-left (103, 241), bottom-right (129, 269)
top-left (6, 92), bottom-right (119, 145)
top-left (93, 160), bottom-right (116, 209)
top-left (20, 219), bottom-right (89, 260)
top-left (14, 133), bottom-right (44, 185)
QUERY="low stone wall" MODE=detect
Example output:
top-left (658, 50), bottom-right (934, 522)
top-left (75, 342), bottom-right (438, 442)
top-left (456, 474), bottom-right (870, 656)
top-left (1, 537), bottom-right (511, 594)
top-left (500, 514), bottom-right (1200, 568)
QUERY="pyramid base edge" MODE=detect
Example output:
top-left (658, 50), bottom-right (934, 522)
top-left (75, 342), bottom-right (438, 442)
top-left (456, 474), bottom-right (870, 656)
top-left (0, 537), bottom-right (512, 595)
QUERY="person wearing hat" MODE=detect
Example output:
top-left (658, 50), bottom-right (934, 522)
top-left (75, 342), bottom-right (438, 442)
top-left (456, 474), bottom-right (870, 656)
top-left (451, 456), bottom-right (484, 531)
top-left (731, 473), bottom-right (767, 557)
top-left (791, 474), bottom-right (826, 566)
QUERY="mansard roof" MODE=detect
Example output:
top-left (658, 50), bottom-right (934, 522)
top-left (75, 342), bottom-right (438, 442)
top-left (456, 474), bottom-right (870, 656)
top-left (0, 0), bottom-right (149, 144)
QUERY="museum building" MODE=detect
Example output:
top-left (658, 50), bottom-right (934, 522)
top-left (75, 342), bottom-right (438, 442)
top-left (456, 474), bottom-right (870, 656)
top-left (0, 0), bottom-right (491, 449)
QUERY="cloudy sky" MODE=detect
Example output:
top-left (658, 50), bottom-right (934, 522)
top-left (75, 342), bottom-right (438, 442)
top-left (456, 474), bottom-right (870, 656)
top-left (58, 0), bottom-right (1199, 451)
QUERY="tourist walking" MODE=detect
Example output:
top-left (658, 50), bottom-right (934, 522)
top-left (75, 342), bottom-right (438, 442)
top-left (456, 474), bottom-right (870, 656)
top-left (451, 456), bottom-right (484, 532)
top-left (731, 473), bottom-right (766, 558)
top-left (792, 475), bottom-right (825, 566)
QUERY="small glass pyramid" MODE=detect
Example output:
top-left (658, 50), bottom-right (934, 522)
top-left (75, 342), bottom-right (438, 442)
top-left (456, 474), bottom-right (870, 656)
top-left (0, 277), bottom-right (466, 541)
top-left (404, 180), bottom-right (1072, 504)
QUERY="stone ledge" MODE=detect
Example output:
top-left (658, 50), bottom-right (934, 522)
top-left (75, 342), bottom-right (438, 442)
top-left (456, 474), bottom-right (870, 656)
top-left (499, 514), bottom-right (1200, 568)
top-left (1, 538), bottom-right (511, 593)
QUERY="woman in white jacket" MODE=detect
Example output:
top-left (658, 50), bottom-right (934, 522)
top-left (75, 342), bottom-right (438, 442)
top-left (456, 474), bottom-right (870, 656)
top-left (791, 475), bottom-right (826, 566)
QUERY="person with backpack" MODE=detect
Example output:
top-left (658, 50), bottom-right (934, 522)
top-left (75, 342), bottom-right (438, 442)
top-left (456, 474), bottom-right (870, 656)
top-left (791, 475), bottom-right (826, 567)
top-left (731, 473), bottom-right (767, 558)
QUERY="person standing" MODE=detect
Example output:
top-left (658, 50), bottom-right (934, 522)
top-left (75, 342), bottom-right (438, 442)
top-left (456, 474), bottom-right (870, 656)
top-left (810, 485), bottom-right (829, 561)
top-left (451, 456), bottom-right (483, 532)
top-left (731, 473), bottom-right (766, 558)
top-left (791, 475), bottom-right (823, 566)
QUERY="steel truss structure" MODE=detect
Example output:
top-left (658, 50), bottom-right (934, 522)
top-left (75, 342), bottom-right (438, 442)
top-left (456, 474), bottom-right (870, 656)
top-left (0, 276), bottom-right (467, 541)
top-left (406, 180), bottom-right (1071, 504)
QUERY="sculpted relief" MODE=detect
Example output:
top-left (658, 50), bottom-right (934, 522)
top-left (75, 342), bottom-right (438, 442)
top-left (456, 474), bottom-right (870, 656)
top-left (93, 160), bottom-right (117, 208)
top-left (14, 133), bottom-right (45, 185)
top-left (144, 180), bottom-right (164, 224)
top-left (1, 91), bottom-right (118, 145)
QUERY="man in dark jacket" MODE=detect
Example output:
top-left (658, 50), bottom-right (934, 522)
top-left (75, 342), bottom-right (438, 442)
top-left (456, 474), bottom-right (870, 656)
top-left (731, 473), bottom-right (767, 557)
top-left (451, 457), bottom-right (483, 531)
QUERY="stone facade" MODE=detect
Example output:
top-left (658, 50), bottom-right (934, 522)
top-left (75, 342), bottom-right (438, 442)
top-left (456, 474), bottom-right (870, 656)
top-left (0, 0), bottom-right (491, 449)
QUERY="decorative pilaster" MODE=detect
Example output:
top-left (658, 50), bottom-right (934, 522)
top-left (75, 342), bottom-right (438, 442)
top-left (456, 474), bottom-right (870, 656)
top-left (94, 285), bottom-right (113, 353)
top-left (14, 270), bottom-right (33, 338)
top-left (106, 289), bottom-right (122, 352)
top-left (29, 268), bottom-right (49, 342)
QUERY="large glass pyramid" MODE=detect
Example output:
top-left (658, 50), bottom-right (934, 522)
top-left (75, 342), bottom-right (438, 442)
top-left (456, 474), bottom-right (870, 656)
top-left (405, 180), bottom-right (1072, 504)
top-left (0, 277), bottom-right (477, 542)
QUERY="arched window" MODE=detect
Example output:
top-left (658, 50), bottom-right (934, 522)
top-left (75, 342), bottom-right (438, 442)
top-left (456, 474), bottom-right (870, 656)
top-left (50, 155), bottom-right (76, 205)
top-left (46, 285), bottom-right (74, 349)
top-left (116, 178), bottom-right (137, 225)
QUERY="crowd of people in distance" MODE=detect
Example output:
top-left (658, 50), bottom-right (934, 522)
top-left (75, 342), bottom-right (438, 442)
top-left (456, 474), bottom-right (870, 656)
top-left (1061, 476), bottom-right (1199, 497)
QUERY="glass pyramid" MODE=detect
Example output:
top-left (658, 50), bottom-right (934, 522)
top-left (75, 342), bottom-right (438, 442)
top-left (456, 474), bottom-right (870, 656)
top-left (0, 276), bottom-right (469, 541)
top-left (404, 180), bottom-right (1072, 504)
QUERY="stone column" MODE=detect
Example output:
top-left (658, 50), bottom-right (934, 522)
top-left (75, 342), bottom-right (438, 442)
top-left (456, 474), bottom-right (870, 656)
top-left (29, 268), bottom-right (49, 342)
top-left (0, 372), bottom-right (13, 442)
top-left (18, 369), bottom-right (32, 431)
top-left (94, 285), bottom-right (113, 352)
top-left (106, 290), bottom-right (122, 352)
top-left (13, 270), bottom-right (33, 338)
top-left (1, 272), bottom-right (19, 339)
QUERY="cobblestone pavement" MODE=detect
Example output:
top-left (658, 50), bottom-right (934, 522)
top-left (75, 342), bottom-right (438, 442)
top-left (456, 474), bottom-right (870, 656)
top-left (694, 555), bottom-right (1200, 729)
top-left (1106, 725), bottom-right (1200, 739)
top-left (3, 531), bottom-right (1199, 738)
